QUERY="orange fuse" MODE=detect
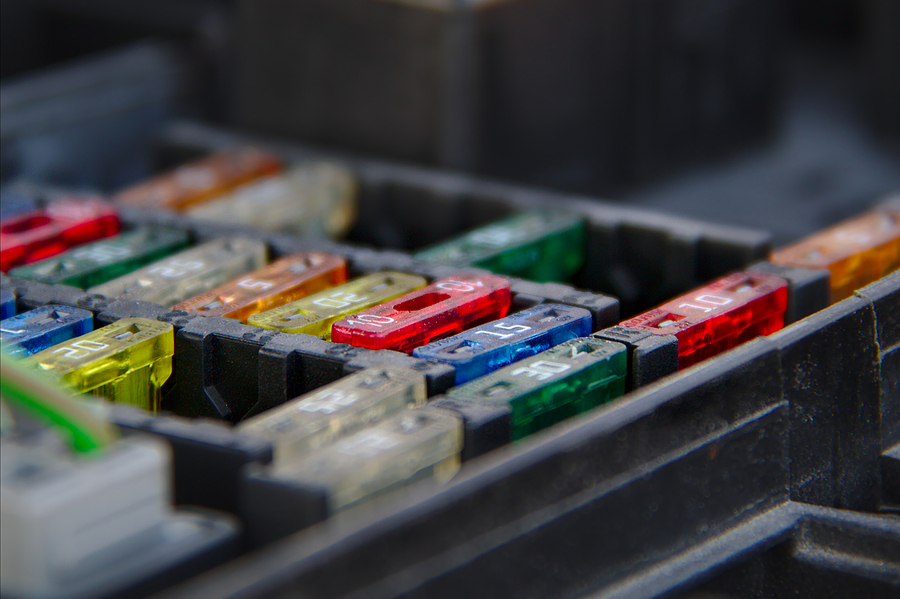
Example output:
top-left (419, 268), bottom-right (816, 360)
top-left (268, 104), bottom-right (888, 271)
top-left (113, 148), bottom-right (282, 212)
top-left (770, 208), bottom-right (900, 302)
top-left (172, 252), bottom-right (347, 322)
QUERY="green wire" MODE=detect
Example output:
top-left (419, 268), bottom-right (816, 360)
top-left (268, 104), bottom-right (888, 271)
top-left (0, 357), bottom-right (118, 453)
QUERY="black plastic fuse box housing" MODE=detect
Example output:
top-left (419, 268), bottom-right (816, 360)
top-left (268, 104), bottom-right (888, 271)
top-left (1, 122), bottom-right (896, 599)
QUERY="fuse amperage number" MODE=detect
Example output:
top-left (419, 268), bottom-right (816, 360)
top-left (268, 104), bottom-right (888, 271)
top-left (0, 198), bottom-right (120, 272)
top-left (620, 271), bottom-right (788, 369)
top-left (9, 227), bottom-right (190, 288)
top-left (262, 406), bottom-right (462, 512)
top-left (88, 238), bottom-right (268, 307)
top-left (413, 303), bottom-right (593, 384)
top-left (248, 271), bottom-right (427, 338)
top-left (0, 290), bottom-right (13, 319)
top-left (113, 147), bottom-right (283, 212)
top-left (770, 208), bottom-right (900, 302)
top-left (331, 273), bottom-right (512, 352)
top-left (414, 210), bottom-right (586, 282)
top-left (447, 337), bottom-right (627, 440)
top-left (238, 367), bottom-right (426, 465)
top-left (0, 305), bottom-right (93, 358)
top-left (173, 252), bottom-right (347, 322)
top-left (24, 317), bottom-right (174, 412)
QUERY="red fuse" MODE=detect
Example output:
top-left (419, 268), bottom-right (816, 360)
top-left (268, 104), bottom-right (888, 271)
top-left (331, 273), bottom-right (511, 353)
top-left (620, 271), bottom-right (788, 369)
top-left (0, 198), bottom-right (120, 272)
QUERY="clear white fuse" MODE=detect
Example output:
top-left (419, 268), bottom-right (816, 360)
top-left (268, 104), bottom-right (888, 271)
top-left (238, 367), bottom-right (426, 465)
top-left (87, 238), bottom-right (268, 306)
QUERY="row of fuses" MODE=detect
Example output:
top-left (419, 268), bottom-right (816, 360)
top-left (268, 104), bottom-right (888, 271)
top-left (2, 212), bottom-right (898, 534)
top-left (0, 146), bottom-right (588, 284)
top-left (0, 147), bottom-right (358, 242)
top-left (2, 193), bottom-right (899, 403)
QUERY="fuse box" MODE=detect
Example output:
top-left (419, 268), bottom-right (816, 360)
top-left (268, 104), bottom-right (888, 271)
top-left (0, 99), bottom-right (897, 599)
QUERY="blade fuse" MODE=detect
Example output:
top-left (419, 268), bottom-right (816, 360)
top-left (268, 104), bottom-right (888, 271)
top-left (413, 303), bottom-right (592, 384)
top-left (9, 227), bottom-right (190, 289)
top-left (414, 210), bottom-right (585, 282)
top-left (24, 317), bottom-right (174, 412)
top-left (331, 273), bottom-right (512, 353)
top-left (172, 252), bottom-right (347, 322)
top-left (248, 271), bottom-right (427, 339)
top-left (114, 147), bottom-right (282, 212)
top-left (769, 208), bottom-right (900, 302)
top-left (253, 406), bottom-right (462, 513)
top-left (186, 163), bottom-right (358, 238)
top-left (447, 337), bottom-right (627, 440)
top-left (0, 197), bottom-right (120, 272)
top-left (238, 367), bottom-right (426, 465)
top-left (0, 290), bottom-right (13, 319)
top-left (620, 271), bottom-right (789, 369)
top-left (1, 305), bottom-right (93, 358)
top-left (87, 238), bottom-right (267, 306)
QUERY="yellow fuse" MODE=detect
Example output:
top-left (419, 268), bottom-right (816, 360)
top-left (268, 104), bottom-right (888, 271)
top-left (770, 208), bottom-right (900, 302)
top-left (172, 252), bottom-right (348, 322)
top-left (24, 318), bottom-right (174, 412)
top-left (247, 271), bottom-right (427, 339)
top-left (238, 367), bottom-right (426, 465)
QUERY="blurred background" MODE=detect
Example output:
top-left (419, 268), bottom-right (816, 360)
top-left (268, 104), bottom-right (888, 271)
top-left (1, 0), bottom-right (898, 245)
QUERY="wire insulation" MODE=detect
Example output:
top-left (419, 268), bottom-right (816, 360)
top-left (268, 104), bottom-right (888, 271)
top-left (0, 355), bottom-right (118, 453)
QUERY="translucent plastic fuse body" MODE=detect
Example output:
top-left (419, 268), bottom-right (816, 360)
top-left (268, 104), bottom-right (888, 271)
top-left (414, 210), bottom-right (585, 282)
top-left (0, 290), bottom-right (13, 319)
top-left (769, 207), bottom-right (900, 302)
top-left (239, 367), bottom-right (426, 465)
top-left (261, 406), bottom-right (462, 511)
top-left (414, 303), bottom-right (593, 384)
top-left (1, 305), bottom-right (93, 358)
top-left (620, 271), bottom-right (788, 369)
top-left (248, 271), bottom-right (427, 339)
top-left (9, 227), bottom-right (190, 288)
top-left (114, 147), bottom-right (282, 212)
top-left (331, 273), bottom-right (512, 352)
top-left (447, 337), bottom-right (627, 440)
top-left (88, 238), bottom-right (267, 306)
top-left (186, 163), bottom-right (358, 237)
top-left (24, 317), bottom-right (174, 411)
top-left (0, 197), bottom-right (119, 272)
top-left (173, 252), bottom-right (347, 322)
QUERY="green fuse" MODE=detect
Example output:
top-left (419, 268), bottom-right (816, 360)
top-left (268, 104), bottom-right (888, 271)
top-left (447, 337), bottom-right (626, 440)
top-left (414, 210), bottom-right (585, 282)
top-left (9, 227), bottom-right (190, 288)
top-left (24, 317), bottom-right (174, 412)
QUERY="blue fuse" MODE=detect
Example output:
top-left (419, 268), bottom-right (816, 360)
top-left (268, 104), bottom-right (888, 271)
top-left (0, 290), bottom-right (14, 319)
top-left (0, 305), bottom-right (93, 358)
top-left (413, 303), bottom-right (592, 384)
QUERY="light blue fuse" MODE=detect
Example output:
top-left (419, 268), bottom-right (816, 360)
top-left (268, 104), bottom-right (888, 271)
top-left (413, 303), bottom-right (592, 384)
top-left (0, 290), bottom-right (14, 319)
top-left (0, 305), bottom-right (94, 358)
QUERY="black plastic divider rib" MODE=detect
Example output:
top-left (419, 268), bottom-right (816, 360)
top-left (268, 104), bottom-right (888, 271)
top-left (109, 403), bottom-right (273, 517)
top-left (855, 272), bottom-right (900, 510)
top-left (681, 504), bottom-right (900, 599)
top-left (151, 275), bottom-right (896, 599)
top-left (153, 120), bottom-right (773, 314)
